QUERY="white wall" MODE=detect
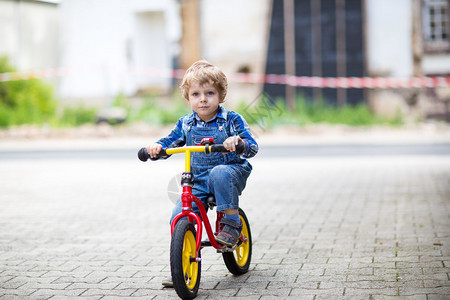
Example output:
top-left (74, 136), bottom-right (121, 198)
top-left (0, 0), bottom-right (59, 70)
top-left (422, 54), bottom-right (450, 75)
top-left (365, 0), bottom-right (414, 77)
top-left (59, 0), bottom-right (181, 102)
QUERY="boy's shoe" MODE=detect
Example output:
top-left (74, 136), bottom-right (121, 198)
top-left (162, 276), bottom-right (173, 288)
top-left (215, 218), bottom-right (242, 247)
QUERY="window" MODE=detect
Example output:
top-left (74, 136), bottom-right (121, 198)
top-left (422, 0), bottom-right (450, 52)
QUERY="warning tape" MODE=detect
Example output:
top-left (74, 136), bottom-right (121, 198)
top-left (0, 68), bottom-right (69, 82)
top-left (228, 73), bottom-right (450, 88)
top-left (0, 67), bottom-right (449, 89)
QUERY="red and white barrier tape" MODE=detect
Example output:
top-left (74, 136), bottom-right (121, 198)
top-left (228, 73), bottom-right (450, 88)
top-left (0, 68), bottom-right (69, 82)
top-left (1, 67), bottom-right (449, 88)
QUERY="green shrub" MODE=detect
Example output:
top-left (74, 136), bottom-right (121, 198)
top-left (58, 104), bottom-right (98, 127)
top-left (236, 96), bottom-right (403, 128)
top-left (126, 94), bottom-right (190, 125)
top-left (0, 56), bottom-right (57, 127)
top-left (124, 93), bottom-right (401, 128)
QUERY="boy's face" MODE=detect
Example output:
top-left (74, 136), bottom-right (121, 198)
top-left (186, 80), bottom-right (221, 121)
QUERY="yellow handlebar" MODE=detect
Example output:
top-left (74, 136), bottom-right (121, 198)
top-left (165, 146), bottom-right (208, 172)
top-left (138, 141), bottom-right (245, 173)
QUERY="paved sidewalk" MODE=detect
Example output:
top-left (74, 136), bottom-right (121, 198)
top-left (0, 138), bottom-right (449, 299)
top-left (1, 123), bottom-right (450, 152)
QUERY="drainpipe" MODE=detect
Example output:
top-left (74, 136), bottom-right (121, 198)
top-left (284, 0), bottom-right (296, 110)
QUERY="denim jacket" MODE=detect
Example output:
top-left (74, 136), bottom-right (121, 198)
top-left (157, 106), bottom-right (258, 160)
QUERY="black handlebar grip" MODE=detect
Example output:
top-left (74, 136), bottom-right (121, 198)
top-left (138, 148), bottom-right (150, 161)
top-left (210, 144), bottom-right (227, 153)
top-left (235, 139), bottom-right (245, 155)
top-left (138, 147), bottom-right (168, 161)
top-left (210, 140), bottom-right (245, 155)
top-left (155, 148), bottom-right (168, 159)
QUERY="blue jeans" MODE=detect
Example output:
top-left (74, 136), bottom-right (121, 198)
top-left (170, 161), bottom-right (252, 224)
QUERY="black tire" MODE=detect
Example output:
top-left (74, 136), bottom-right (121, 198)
top-left (222, 208), bottom-right (252, 275)
top-left (170, 220), bottom-right (201, 299)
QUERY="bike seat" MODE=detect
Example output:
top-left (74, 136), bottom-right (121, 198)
top-left (206, 194), bottom-right (216, 209)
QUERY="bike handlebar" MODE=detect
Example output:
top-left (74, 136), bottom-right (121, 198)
top-left (138, 140), bottom-right (245, 162)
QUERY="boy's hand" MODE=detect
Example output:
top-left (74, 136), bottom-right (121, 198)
top-left (146, 143), bottom-right (163, 159)
top-left (223, 136), bottom-right (245, 153)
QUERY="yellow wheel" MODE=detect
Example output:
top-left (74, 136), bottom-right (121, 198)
top-left (222, 208), bottom-right (252, 275)
top-left (171, 220), bottom-right (201, 299)
top-left (182, 229), bottom-right (198, 289)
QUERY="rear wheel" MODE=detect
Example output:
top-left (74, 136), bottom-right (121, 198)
top-left (222, 208), bottom-right (252, 275)
top-left (170, 220), bottom-right (201, 299)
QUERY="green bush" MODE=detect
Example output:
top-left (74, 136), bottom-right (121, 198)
top-left (58, 105), bottom-right (98, 127)
top-left (127, 95), bottom-right (190, 125)
top-left (0, 56), bottom-right (57, 127)
top-left (124, 93), bottom-right (402, 128)
top-left (236, 96), bottom-right (403, 128)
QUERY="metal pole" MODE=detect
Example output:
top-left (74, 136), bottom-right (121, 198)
top-left (284, 0), bottom-right (296, 110)
top-left (311, 0), bottom-right (322, 103)
top-left (336, 0), bottom-right (347, 107)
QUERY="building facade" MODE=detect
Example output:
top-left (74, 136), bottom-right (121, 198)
top-left (1, 0), bottom-right (449, 120)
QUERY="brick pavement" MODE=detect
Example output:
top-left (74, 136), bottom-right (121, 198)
top-left (0, 150), bottom-right (449, 299)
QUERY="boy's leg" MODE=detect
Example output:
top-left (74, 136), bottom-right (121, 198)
top-left (208, 163), bottom-right (251, 212)
top-left (208, 163), bottom-right (251, 246)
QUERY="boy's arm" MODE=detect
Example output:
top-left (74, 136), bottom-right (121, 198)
top-left (229, 113), bottom-right (258, 158)
top-left (156, 118), bottom-right (186, 149)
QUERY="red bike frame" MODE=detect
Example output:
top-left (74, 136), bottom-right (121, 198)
top-left (164, 145), bottom-right (244, 260)
top-left (170, 184), bottom-right (226, 253)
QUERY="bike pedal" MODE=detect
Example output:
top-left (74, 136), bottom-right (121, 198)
top-left (216, 243), bottom-right (239, 253)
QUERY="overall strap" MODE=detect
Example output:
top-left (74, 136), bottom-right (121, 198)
top-left (217, 112), bottom-right (232, 137)
top-left (185, 114), bottom-right (196, 132)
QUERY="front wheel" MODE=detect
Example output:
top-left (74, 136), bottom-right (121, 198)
top-left (170, 220), bottom-right (201, 299)
top-left (222, 208), bottom-right (252, 275)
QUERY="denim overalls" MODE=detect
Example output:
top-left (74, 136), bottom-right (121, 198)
top-left (170, 115), bottom-right (252, 223)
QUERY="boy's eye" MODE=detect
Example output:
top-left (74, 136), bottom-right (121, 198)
top-left (207, 91), bottom-right (215, 96)
top-left (192, 92), bottom-right (199, 97)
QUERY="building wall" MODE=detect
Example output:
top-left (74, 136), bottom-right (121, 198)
top-left (263, 0), bottom-right (365, 106)
top-left (365, 0), bottom-right (413, 77)
top-left (200, 0), bottom-right (271, 106)
top-left (366, 0), bottom-right (450, 77)
top-left (0, 0), bottom-right (59, 70)
top-left (423, 54), bottom-right (450, 75)
top-left (366, 0), bottom-right (450, 121)
top-left (58, 0), bottom-right (181, 102)
top-left (2, 0), bottom-right (448, 120)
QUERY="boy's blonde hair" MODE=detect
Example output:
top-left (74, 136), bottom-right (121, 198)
top-left (180, 60), bottom-right (228, 102)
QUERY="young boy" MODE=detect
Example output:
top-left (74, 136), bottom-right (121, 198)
top-left (146, 60), bottom-right (258, 248)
